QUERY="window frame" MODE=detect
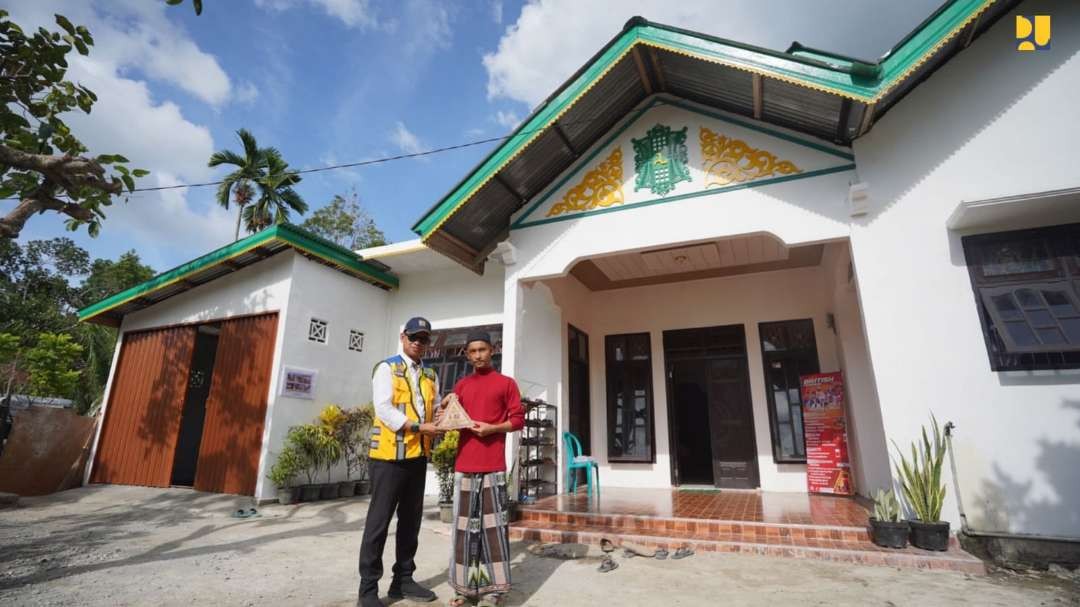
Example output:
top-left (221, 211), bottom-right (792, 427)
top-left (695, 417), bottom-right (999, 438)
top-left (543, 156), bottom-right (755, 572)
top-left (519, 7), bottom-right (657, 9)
top-left (604, 332), bottom-right (656, 464)
top-left (757, 319), bottom-right (820, 465)
top-left (962, 223), bottom-right (1080, 371)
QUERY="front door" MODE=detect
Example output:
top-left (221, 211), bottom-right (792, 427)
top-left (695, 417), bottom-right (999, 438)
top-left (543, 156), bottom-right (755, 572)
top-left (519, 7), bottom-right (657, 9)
top-left (664, 325), bottom-right (759, 489)
top-left (171, 327), bottom-right (220, 487)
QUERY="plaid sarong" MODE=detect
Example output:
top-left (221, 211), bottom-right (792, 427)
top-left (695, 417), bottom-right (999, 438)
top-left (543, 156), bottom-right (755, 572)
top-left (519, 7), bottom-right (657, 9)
top-left (448, 472), bottom-right (512, 598)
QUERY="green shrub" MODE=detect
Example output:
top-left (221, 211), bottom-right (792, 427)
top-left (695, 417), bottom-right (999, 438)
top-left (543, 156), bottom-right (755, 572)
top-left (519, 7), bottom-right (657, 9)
top-left (892, 414), bottom-right (947, 522)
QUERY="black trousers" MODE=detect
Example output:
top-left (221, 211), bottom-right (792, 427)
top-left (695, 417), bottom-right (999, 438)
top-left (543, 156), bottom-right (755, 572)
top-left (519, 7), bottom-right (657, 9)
top-left (358, 457), bottom-right (427, 592)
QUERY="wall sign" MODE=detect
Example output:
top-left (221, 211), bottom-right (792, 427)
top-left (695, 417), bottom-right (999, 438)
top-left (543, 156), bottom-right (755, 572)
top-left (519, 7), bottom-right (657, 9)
top-left (280, 366), bottom-right (317, 400)
top-left (800, 371), bottom-right (854, 495)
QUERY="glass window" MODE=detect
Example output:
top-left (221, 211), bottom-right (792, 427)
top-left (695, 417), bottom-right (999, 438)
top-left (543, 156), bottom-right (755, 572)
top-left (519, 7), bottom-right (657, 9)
top-left (963, 223), bottom-right (1080, 371)
top-left (758, 319), bottom-right (819, 463)
top-left (606, 333), bottom-right (655, 463)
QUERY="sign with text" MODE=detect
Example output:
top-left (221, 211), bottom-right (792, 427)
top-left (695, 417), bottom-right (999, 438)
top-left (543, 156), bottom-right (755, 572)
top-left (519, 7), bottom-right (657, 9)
top-left (800, 371), bottom-right (854, 495)
top-left (280, 366), bottom-right (317, 400)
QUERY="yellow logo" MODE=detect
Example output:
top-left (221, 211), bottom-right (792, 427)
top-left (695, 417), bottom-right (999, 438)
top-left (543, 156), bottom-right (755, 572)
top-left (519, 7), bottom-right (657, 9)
top-left (1016, 15), bottom-right (1051, 51)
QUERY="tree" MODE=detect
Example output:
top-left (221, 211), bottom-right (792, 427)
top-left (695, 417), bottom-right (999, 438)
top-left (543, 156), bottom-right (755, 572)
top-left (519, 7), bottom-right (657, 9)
top-left (24, 332), bottom-right (83, 401)
top-left (243, 149), bottom-right (308, 233)
top-left (165, 0), bottom-right (204, 15)
top-left (81, 250), bottom-right (155, 304)
top-left (301, 190), bottom-right (387, 250)
top-left (208, 129), bottom-right (269, 241)
top-left (0, 11), bottom-right (146, 240)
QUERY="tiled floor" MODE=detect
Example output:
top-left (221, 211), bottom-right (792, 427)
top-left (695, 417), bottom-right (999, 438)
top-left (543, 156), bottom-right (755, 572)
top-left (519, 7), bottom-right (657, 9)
top-left (511, 488), bottom-right (985, 574)
top-left (523, 487), bottom-right (872, 527)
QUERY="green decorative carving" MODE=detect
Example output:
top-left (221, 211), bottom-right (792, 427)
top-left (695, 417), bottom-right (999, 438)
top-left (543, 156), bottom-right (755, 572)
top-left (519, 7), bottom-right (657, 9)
top-left (632, 123), bottom-right (691, 196)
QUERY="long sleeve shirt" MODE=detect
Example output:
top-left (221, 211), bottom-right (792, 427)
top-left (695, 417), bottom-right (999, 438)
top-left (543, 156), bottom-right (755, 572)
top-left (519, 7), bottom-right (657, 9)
top-left (372, 354), bottom-right (437, 431)
top-left (453, 368), bottom-right (524, 473)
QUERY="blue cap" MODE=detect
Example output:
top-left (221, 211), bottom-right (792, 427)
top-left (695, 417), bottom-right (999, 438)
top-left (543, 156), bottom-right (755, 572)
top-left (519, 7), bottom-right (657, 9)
top-left (403, 316), bottom-right (432, 336)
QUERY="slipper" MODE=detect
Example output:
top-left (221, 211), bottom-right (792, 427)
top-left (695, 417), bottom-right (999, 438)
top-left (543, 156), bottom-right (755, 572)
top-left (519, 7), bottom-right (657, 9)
top-left (246, 508), bottom-right (260, 518)
top-left (654, 548), bottom-right (669, 560)
top-left (600, 538), bottom-right (617, 553)
top-left (449, 595), bottom-right (469, 607)
top-left (598, 556), bottom-right (619, 573)
top-left (672, 547), bottom-right (694, 559)
top-left (232, 509), bottom-right (250, 519)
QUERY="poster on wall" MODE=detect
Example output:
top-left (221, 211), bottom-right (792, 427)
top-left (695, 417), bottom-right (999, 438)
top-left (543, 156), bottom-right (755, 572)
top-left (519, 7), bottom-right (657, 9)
top-left (800, 371), bottom-right (854, 495)
top-left (280, 366), bottom-right (317, 400)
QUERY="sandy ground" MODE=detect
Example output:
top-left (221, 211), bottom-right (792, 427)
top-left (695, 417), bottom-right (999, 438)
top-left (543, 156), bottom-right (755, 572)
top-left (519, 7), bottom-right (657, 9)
top-left (0, 486), bottom-right (1076, 607)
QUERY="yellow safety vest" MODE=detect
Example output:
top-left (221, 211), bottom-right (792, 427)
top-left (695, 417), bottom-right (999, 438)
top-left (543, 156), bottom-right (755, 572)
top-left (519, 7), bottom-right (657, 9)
top-left (370, 356), bottom-right (437, 461)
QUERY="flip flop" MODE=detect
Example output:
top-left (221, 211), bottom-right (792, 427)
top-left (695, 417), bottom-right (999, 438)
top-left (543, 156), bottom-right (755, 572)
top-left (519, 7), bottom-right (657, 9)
top-left (232, 509), bottom-right (250, 519)
top-left (449, 595), bottom-right (469, 607)
top-left (654, 548), bottom-right (669, 560)
top-left (600, 538), bottom-right (617, 553)
top-left (672, 547), bottom-right (694, 559)
top-left (598, 556), bottom-right (619, 573)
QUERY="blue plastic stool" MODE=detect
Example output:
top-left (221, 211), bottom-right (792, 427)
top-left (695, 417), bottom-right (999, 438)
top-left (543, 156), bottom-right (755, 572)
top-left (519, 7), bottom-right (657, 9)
top-left (563, 431), bottom-right (599, 498)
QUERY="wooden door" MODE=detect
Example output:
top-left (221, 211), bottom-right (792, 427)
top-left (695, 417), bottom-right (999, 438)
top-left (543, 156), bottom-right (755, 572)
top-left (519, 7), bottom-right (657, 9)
top-left (90, 326), bottom-right (197, 487)
top-left (194, 313), bottom-right (278, 495)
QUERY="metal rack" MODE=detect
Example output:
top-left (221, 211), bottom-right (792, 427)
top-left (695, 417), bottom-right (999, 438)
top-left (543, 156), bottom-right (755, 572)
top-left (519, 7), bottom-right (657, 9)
top-left (518, 398), bottom-right (557, 502)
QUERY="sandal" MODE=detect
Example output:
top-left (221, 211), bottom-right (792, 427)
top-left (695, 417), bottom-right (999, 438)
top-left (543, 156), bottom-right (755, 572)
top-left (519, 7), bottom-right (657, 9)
top-left (449, 595), bottom-right (469, 607)
top-left (598, 556), bottom-right (619, 573)
top-left (654, 548), bottom-right (669, 560)
top-left (672, 547), bottom-right (694, 559)
top-left (600, 538), bottom-right (617, 553)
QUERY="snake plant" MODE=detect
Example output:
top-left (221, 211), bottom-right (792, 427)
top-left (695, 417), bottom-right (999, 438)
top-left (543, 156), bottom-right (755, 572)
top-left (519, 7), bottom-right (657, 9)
top-left (892, 414), bottom-right (947, 522)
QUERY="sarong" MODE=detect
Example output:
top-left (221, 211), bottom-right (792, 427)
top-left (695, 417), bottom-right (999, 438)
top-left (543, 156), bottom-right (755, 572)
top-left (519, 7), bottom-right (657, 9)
top-left (448, 471), bottom-right (512, 598)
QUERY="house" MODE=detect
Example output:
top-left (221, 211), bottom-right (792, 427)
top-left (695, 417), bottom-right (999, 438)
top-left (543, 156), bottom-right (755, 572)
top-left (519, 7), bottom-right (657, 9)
top-left (80, 0), bottom-right (1078, 561)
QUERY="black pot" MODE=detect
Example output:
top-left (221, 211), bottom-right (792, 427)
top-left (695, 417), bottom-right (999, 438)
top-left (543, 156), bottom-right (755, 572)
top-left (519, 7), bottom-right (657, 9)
top-left (319, 483), bottom-right (338, 500)
top-left (277, 487), bottom-right (297, 505)
top-left (300, 484), bottom-right (321, 502)
top-left (338, 481), bottom-right (356, 497)
top-left (909, 520), bottom-right (950, 551)
top-left (869, 518), bottom-right (909, 549)
top-left (355, 480), bottom-right (371, 495)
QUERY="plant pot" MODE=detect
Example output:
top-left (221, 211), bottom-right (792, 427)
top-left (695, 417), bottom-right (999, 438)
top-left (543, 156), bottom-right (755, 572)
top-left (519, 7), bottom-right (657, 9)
top-left (276, 486), bottom-right (298, 505)
top-left (869, 518), bottom-right (908, 549)
top-left (355, 480), bottom-right (371, 495)
top-left (319, 483), bottom-right (338, 500)
top-left (507, 501), bottom-right (521, 523)
top-left (338, 481), bottom-right (356, 497)
top-left (909, 520), bottom-right (950, 551)
top-left (439, 501), bottom-right (454, 523)
top-left (300, 484), bottom-right (321, 502)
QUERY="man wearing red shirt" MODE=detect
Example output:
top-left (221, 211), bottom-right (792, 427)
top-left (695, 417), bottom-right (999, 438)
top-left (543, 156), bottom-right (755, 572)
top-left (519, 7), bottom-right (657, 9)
top-left (440, 331), bottom-right (523, 607)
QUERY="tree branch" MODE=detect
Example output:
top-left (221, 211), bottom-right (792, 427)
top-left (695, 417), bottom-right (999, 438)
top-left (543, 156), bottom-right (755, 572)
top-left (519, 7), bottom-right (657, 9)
top-left (0, 143), bottom-right (121, 196)
top-left (0, 180), bottom-right (96, 239)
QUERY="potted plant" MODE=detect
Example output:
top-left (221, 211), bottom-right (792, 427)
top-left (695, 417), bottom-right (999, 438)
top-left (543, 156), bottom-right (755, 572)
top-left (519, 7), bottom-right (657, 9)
top-left (340, 403), bottom-right (375, 496)
top-left (894, 414), bottom-right (950, 551)
top-left (319, 404), bottom-right (349, 497)
top-left (267, 446), bottom-right (303, 505)
top-left (287, 424), bottom-right (327, 501)
top-left (430, 430), bottom-right (459, 523)
top-left (868, 488), bottom-right (907, 548)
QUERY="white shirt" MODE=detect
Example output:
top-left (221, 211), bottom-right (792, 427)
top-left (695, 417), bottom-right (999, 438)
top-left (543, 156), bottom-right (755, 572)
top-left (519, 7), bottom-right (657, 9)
top-left (372, 354), bottom-right (437, 432)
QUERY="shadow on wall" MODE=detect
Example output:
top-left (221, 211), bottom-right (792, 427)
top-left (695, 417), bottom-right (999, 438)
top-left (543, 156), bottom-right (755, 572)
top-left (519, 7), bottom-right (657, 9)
top-left (972, 400), bottom-right (1080, 538)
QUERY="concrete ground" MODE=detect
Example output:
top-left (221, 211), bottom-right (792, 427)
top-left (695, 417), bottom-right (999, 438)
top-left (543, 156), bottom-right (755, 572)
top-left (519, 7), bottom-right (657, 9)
top-left (0, 486), bottom-right (1076, 607)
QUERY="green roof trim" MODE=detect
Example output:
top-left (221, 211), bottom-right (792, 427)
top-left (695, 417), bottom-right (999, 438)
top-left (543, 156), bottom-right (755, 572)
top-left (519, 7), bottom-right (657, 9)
top-left (78, 223), bottom-right (398, 323)
top-left (411, 0), bottom-right (993, 240)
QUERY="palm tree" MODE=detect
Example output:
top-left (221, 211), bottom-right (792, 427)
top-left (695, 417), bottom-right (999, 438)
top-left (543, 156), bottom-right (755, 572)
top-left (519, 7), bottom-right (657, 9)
top-left (243, 149), bottom-right (308, 233)
top-left (208, 129), bottom-right (270, 241)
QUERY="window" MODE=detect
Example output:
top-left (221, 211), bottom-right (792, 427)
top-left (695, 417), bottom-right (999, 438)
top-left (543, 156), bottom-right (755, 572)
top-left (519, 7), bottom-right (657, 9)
top-left (758, 319), bottom-right (820, 463)
top-left (963, 223), bottom-right (1080, 371)
top-left (421, 324), bottom-right (502, 393)
top-left (348, 330), bottom-right (365, 352)
top-left (605, 333), bottom-right (655, 463)
top-left (308, 318), bottom-right (328, 343)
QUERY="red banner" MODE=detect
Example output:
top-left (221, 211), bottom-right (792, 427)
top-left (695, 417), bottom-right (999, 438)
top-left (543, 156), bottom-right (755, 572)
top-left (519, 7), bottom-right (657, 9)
top-left (800, 371), bottom-right (854, 495)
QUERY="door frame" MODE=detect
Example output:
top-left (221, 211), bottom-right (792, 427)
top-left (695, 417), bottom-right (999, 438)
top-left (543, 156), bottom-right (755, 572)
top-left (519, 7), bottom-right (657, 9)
top-left (663, 324), bottom-right (761, 489)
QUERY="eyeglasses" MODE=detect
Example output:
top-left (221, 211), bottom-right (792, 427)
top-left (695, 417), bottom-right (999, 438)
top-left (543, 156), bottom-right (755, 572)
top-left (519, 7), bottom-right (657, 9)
top-left (406, 334), bottom-right (431, 345)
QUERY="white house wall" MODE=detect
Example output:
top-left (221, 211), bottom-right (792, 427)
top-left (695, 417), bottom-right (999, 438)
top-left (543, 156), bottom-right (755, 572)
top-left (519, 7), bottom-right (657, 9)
top-left (258, 254), bottom-right (393, 499)
top-left (850, 1), bottom-right (1080, 537)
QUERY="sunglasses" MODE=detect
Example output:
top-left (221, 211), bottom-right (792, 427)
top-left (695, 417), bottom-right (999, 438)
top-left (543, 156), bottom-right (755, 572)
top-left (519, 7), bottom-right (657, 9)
top-left (406, 334), bottom-right (431, 345)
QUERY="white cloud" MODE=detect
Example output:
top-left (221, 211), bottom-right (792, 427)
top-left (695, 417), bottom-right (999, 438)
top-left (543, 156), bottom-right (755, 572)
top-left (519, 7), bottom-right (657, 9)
top-left (494, 110), bottom-right (521, 130)
top-left (390, 122), bottom-right (426, 156)
top-left (491, 0), bottom-right (504, 25)
top-left (255, 0), bottom-right (377, 29)
top-left (481, 0), bottom-right (940, 107)
top-left (234, 81), bottom-right (261, 105)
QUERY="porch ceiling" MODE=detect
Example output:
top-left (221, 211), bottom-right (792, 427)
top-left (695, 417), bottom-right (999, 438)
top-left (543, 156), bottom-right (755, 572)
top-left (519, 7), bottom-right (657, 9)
top-left (571, 241), bottom-right (824, 291)
top-left (412, 0), bottom-right (1018, 273)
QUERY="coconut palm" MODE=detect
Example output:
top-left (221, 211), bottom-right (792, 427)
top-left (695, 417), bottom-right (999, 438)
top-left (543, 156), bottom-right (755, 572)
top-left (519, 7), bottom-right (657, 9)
top-left (242, 149), bottom-right (308, 233)
top-left (207, 128), bottom-right (270, 241)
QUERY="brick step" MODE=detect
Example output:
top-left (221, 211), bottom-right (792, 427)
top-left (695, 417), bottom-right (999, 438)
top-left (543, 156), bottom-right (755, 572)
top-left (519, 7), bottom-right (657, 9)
top-left (518, 508), bottom-right (873, 544)
top-left (509, 520), bottom-right (985, 575)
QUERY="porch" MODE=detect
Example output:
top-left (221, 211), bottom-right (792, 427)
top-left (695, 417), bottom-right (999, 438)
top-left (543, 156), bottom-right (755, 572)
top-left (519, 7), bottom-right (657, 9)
top-left (510, 488), bottom-right (985, 574)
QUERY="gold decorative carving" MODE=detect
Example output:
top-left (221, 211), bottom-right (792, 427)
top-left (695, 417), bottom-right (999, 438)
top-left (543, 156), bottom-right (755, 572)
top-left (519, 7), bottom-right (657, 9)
top-left (546, 148), bottom-right (624, 217)
top-left (699, 127), bottom-right (801, 188)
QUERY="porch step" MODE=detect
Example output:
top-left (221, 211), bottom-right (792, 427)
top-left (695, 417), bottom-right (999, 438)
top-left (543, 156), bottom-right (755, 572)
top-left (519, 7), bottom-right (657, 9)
top-left (509, 520), bottom-right (986, 575)
top-left (518, 508), bottom-right (873, 544)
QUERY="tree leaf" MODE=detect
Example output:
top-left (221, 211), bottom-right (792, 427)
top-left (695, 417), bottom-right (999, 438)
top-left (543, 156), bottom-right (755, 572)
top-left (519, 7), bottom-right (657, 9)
top-left (54, 14), bottom-right (76, 37)
top-left (131, 169), bottom-right (150, 178)
top-left (121, 175), bottom-right (135, 192)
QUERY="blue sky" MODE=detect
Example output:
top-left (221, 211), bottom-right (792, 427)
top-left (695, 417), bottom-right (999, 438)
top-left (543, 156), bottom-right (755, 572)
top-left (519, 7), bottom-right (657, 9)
top-left (5, 0), bottom-right (941, 273)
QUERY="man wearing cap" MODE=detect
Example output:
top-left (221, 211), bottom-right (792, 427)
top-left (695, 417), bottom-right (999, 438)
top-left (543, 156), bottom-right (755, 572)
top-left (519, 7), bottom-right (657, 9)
top-left (440, 331), bottom-right (524, 607)
top-left (357, 316), bottom-right (443, 607)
